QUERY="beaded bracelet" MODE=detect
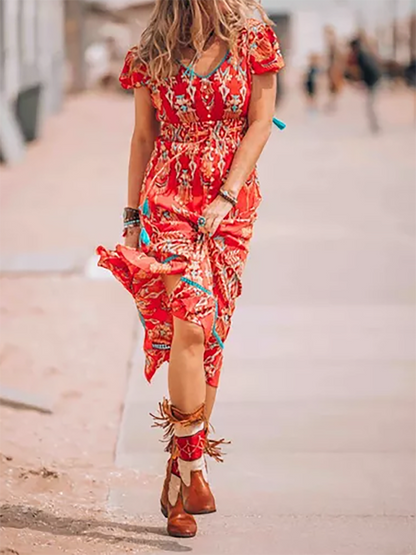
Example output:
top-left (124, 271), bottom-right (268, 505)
top-left (123, 207), bottom-right (140, 222)
top-left (218, 189), bottom-right (238, 207)
top-left (124, 219), bottom-right (141, 228)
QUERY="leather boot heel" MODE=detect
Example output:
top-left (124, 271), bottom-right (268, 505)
top-left (182, 469), bottom-right (216, 515)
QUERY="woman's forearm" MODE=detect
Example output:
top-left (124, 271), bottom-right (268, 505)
top-left (127, 134), bottom-right (155, 208)
top-left (222, 120), bottom-right (272, 197)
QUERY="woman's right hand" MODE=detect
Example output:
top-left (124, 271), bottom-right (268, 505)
top-left (124, 226), bottom-right (141, 249)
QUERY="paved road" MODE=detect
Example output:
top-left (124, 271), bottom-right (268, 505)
top-left (110, 88), bottom-right (416, 554)
top-left (0, 86), bottom-right (414, 555)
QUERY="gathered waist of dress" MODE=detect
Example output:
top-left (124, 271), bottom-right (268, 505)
top-left (158, 118), bottom-right (246, 144)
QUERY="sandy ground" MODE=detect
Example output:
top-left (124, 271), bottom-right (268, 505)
top-left (0, 277), bottom-right (161, 554)
top-left (0, 89), bottom-right (196, 554)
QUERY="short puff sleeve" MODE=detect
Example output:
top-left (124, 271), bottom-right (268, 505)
top-left (119, 47), bottom-right (150, 90)
top-left (247, 20), bottom-right (285, 75)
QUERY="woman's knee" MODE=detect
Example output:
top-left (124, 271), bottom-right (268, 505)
top-left (173, 318), bottom-right (205, 350)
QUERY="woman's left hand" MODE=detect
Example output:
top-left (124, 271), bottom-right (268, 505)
top-left (200, 196), bottom-right (233, 236)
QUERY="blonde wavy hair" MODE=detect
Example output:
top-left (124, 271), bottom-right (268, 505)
top-left (136, 0), bottom-right (272, 80)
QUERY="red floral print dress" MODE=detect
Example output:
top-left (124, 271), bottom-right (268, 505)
top-left (97, 19), bottom-right (284, 388)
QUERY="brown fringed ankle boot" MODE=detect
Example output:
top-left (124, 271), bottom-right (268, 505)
top-left (152, 399), bottom-right (224, 516)
top-left (160, 455), bottom-right (197, 538)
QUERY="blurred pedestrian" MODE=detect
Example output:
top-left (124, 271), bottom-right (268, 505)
top-left (325, 26), bottom-right (345, 112)
top-left (304, 53), bottom-right (321, 114)
top-left (96, 0), bottom-right (284, 540)
top-left (348, 37), bottom-right (382, 133)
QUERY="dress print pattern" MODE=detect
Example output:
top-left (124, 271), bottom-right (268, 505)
top-left (96, 19), bottom-right (284, 388)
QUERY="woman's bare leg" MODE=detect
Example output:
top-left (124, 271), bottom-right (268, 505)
top-left (161, 275), bottom-right (218, 513)
top-left (205, 384), bottom-right (218, 422)
top-left (162, 275), bottom-right (219, 418)
top-left (163, 275), bottom-right (206, 413)
top-left (169, 317), bottom-right (206, 413)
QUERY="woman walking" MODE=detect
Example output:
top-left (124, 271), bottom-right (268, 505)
top-left (97, 0), bottom-right (284, 538)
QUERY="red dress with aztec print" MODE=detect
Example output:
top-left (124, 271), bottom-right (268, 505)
top-left (97, 19), bottom-right (284, 388)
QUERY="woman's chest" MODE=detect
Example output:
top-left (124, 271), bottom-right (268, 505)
top-left (148, 53), bottom-right (251, 124)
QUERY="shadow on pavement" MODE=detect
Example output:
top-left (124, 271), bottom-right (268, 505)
top-left (0, 503), bottom-right (192, 552)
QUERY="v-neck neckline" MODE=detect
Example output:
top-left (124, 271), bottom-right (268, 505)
top-left (179, 49), bottom-right (231, 80)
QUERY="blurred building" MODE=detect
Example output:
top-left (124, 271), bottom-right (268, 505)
top-left (87, 0), bottom-right (153, 44)
top-left (0, 0), bottom-right (65, 111)
top-left (0, 0), bottom-right (65, 163)
top-left (85, 0), bottom-right (154, 86)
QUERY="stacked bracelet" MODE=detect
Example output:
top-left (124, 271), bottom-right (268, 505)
top-left (123, 208), bottom-right (140, 226)
top-left (123, 207), bottom-right (140, 222)
top-left (218, 189), bottom-right (238, 207)
top-left (123, 207), bottom-right (141, 236)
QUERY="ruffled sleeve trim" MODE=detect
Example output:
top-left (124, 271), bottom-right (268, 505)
top-left (246, 19), bottom-right (285, 75)
top-left (119, 47), bottom-right (150, 90)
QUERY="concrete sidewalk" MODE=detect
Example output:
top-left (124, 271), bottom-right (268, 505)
top-left (0, 86), bottom-right (415, 554)
top-left (110, 87), bottom-right (416, 554)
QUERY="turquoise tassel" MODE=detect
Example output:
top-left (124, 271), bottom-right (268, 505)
top-left (142, 198), bottom-right (150, 217)
top-left (139, 227), bottom-right (150, 247)
top-left (273, 117), bottom-right (286, 130)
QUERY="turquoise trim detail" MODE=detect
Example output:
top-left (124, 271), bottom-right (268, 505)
top-left (213, 329), bottom-right (224, 349)
top-left (180, 50), bottom-right (230, 80)
top-left (180, 277), bottom-right (212, 296)
top-left (163, 255), bottom-right (180, 264)
top-left (142, 198), bottom-right (150, 217)
top-left (212, 298), bottom-right (224, 349)
top-left (273, 117), bottom-right (286, 130)
top-left (137, 309), bottom-right (146, 329)
top-left (139, 227), bottom-right (150, 247)
top-left (180, 277), bottom-right (224, 350)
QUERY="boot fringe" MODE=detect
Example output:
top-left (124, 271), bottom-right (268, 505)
top-left (151, 398), bottom-right (230, 462)
top-left (150, 399), bottom-right (175, 443)
top-left (205, 423), bottom-right (231, 463)
top-left (150, 398), bottom-right (206, 446)
top-left (164, 436), bottom-right (178, 456)
top-left (205, 436), bottom-right (231, 463)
